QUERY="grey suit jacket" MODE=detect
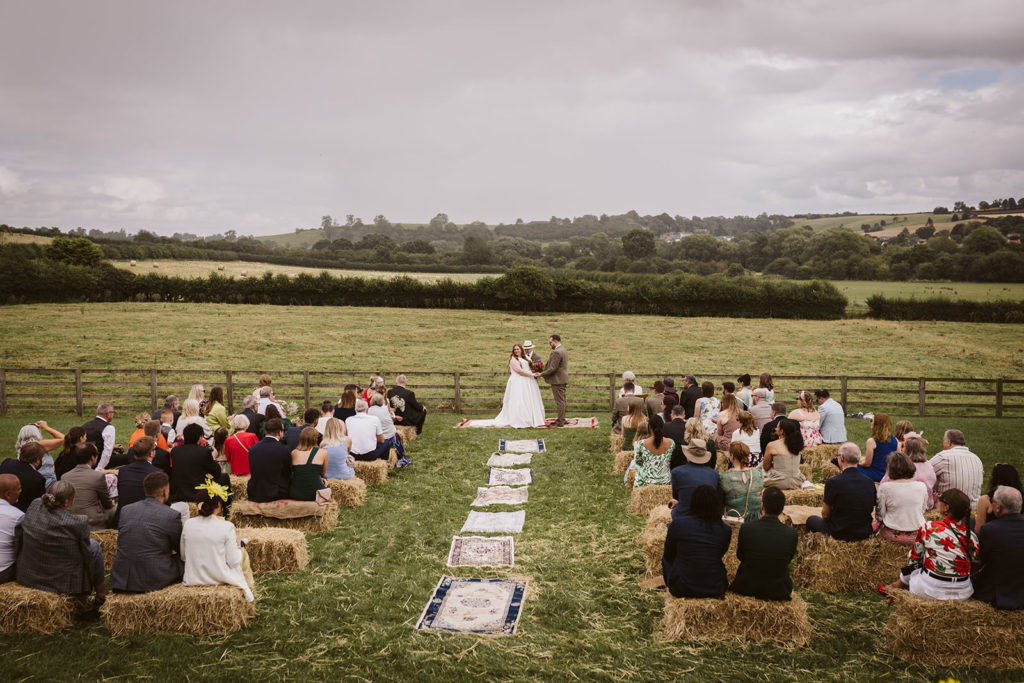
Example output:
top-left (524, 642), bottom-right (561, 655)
top-left (110, 497), bottom-right (184, 593)
top-left (62, 464), bottom-right (114, 530)
top-left (540, 345), bottom-right (569, 385)
top-left (15, 498), bottom-right (97, 594)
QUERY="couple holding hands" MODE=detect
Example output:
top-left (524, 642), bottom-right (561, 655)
top-left (485, 335), bottom-right (568, 429)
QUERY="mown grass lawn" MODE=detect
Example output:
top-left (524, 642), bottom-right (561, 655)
top-left (0, 412), bottom-right (1021, 681)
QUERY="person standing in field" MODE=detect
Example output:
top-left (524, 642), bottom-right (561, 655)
top-left (536, 334), bottom-right (568, 427)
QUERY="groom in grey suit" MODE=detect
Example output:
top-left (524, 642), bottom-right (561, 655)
top-left (537, 334), bottom-right (569, 427)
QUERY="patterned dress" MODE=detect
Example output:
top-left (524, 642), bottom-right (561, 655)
top-left (633, 438), bottom-right (675, 487)
top-left (696, 397), bottom-right (720, 436)
top-left (908, 518), bottom-right (979, 577)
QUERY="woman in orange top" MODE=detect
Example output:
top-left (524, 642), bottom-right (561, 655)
top-left (127, 413), bottom-right (169, 450)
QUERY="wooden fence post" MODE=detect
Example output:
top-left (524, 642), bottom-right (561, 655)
top-left (454, 372), bottom-right (462, 413)
top-left (75, 369), bottom-right (83, 417)
top-left (225, 371), bottom-right (234, 413)
top-left (303, 371), bottom-right (311, 411)
top-left (0, 368), bottom-right (6, 416)
top-left (995, 379), bottom-right (1003, 418)
top-left (609, 373), bottom-right (616, 410)
top-left (840, 376), bottom-right (848, 412)
top-left (918, 378), bottom-right (926, 417)
top-left (150, 369), bottom-right (158, 412)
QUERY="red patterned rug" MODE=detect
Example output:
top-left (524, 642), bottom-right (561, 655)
top-left (454, 417), bottom-right (597, 429)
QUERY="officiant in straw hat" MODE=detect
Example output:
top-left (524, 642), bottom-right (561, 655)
top-left (523, 341), bottom-right (544, 373)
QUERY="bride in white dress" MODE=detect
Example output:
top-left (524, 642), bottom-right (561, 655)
top-left (484, 343), bottom-right (546, 428)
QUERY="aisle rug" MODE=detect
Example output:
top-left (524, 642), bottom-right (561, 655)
top-left (471, 485), bottom-right (529, 507)
top-left (446, 536), bottom-right (515, 567)
top-left (416, 576), bottom-right (526, 635)
top-left (486, 452), bottom-right (532, 467)
top-left (461, 510), bottom-right (526, 533)
top-left (498, 438), bottom-right (546, 453)
top-left (488, 467), bottom-right (533, 486)
top-left (455, 417), bottom-right (597, 429)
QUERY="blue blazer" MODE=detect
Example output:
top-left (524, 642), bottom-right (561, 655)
top-left (973, 513), bottom-right (1024, 609)
top-left (670, 463), bottom-right (719, 521)
top-left (661, 514), bottom-right (731, 599)
top-left (247, 437), bottom-right (292, 502)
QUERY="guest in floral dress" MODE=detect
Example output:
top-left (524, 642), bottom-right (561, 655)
top-left (719, 443), bottom-right (764, 522)
top-left (695, 382), bottom-right (720, 438)
top-left (787, 390), bottom-right (822, 448)
top-left (633, 416), bottom-right (674, 487)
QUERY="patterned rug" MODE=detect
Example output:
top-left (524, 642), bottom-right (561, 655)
top-left (461, 510), bottom-right (526, 533)
top-left (488, 467), bottom-right (533, 486)
top-left (499, 438), bottom-right (546, 453)
top-left (454, 417), bottom-right (597, 429)
top-left (471, 485), bottom-right (529, 507)
top-left (416, 576), bottom-right (527, 635)
top-left (486, 452), bottom-right (532, 467)
top-left (446, 536), bottom-right (515, 567)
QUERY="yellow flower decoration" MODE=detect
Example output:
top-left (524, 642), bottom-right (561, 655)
top-left (195, 476), bottom-right (231, 502)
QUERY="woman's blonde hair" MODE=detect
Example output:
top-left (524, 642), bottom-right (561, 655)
top-left (684, 417), bottom-right (709, 442)
top-left (134, 412), bottom-right (151, 429)
top-left (720, 393), bottom-right (739, 416)
top-left (798, 390), bottom-right (818, 412)
top-left (297, 427), bottom-right (320, 451)
top-left (633, 420), bottom-right (651, 443)
top-left (893, 420), bottom-right (914, 441)
top-left (187, 384), bottom-right (204, 402)
top-left (623, 402), bottom-right (645, 429)
top-left (180, 398), bottom-right (201, 419)
top-left (871, 413), bottom-right (893, 442)
top-left (737, 411), bottom-right (756, 435)
top-left (321, 418), bottom-right (347, 447)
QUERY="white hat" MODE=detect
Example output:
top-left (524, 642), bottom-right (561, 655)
top-left (523, 340), bottom-right (534, 349)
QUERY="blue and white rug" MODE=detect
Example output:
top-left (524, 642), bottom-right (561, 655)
top-left (416, 576), bottom-right (527, 635)
top-left (499, 438), bottom-right (546, 453)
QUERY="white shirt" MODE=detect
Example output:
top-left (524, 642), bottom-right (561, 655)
top-left (96, 417), bottom-right (116, 470)
top-left (315, 416), bottom-right (330, 435)
top-left (181, 515), bottom-right (253, 601)
top-left (929, 445), bottom-right (984, 509)
top-left (177, 415), bottom-right (212, 440)
top-left (618, 384), bottom-right (643, 398)
top-left (0, 499), bottom-right (24, 572)
top-left (876, 479), bottom-right (928, 532)
top-left (345, 413), bottom-right (383, 455)
top-left (730, 428), bottom-right (762, 456)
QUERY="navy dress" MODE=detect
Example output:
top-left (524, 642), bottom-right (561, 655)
top-left (859, 435), bottom-right (898, 482)
top-left (661, 514), bottom-right (732, 599)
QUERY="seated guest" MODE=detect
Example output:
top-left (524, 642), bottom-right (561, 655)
top-left (646, 380), bottom-right (665, 420)
top-left (256, 384), bottom-right (285, 417)
top-left (369, 394), bottom-right (409, 467)
top-left (181, 481), bottom-right (254, 602)
top-left (128, 412), bottom-right (168, 450)
top-left (713, 393), bottom-right (741, 453)
top-left (662, 484), bottom-right (731, 599)
top-left (203, 387), bottom-right (230, 433)
top-left (662, 405), bottom-right (688, 459)
top-left (806, 443), bottom-right (876, 540)
top-left (612, 381), bottom-right (644, 434)
top-left (972, 486), bottom-right (1024, 609)
top-left (633, 416), bottom-right (674, 488)
top-left (289, 428), bottom-right (329, 501)
top-left (748, 388), bottom-right (773, 430)
top-left (212, 427), bottom-right (230, 473)
top-left (668, 417), bottom-right (716, 471)
top-left (788, 390), bottom-right (823, 448)
top-left (388, 375), bottom-right (427, 435)
top-left (762, 419), bottom-right (806, 491)
top-left (224, 415), bottom-right (258, 477)
top-left (316, 400), bottom-right (334, 435)
top-left (321, 418), bottom-right (356, 481)
top-left (0, 442), bottom-right (48, 512)
top-left (882, 488), bottom-right (978, 601)
top-left (62, 441), bottom-right (118, 532)
top-left (176, 398), bottom-right (212, 443)
top-left (892, 419), bottom-right (915, 450)
top-left (758, 372), bottom-right (776, 404)
top-left (694, 381), bottom-right (720, 438)
top-left (346, 399), bottom-right (388, 461)
top-left (735, 374), bottom-right (753, 411)
top-left (169, 424), bottom-right (228, 507)
top-left (729, 487), bottom-right (797, 600)
top-left (882, 436), bottom-right (936, 509)
top-left (260, 404), bottom-right (292, 438)
top-left (974, 463), bottom-right (1021, 534)
top-left (659, 394), bottom-right (678, 426)
top-left (729, 410), bottom-right (762, 468)
top-left (759, 402), bottom-right (788, 456)
top-left (622, 421), bottom-right (650, 485)
top-left (240, 395), bottom-right (265, 437)
top-left (618, 370), bottom-right (642, 397)
top-left (246, 418), bottom-right (292, 502)
top-left (679, 375), bottom-right (701, 419)
top-left (362, 376), bottom-right (385, 403)
top-left (875, 452), bottom-right (928, 546)
top-left (0, 474), bottom-right (24, 583)
top-left (669, 426), bottom-right (719, 520)
top-left (54, 426), bottom-right (87, 481)
top-left (284, 409), bottom-right (322, 450)
top-left (158, 408), bottom-right (177, 446)
top-left (333, 386), bottom-right (359, 422)
top-left (15, 422), bottom-right (64, 488)
top-left (814, 389), bottom-right (847, 444)
top-left (859, 412), bottom-right (898, 483)
top-left (929, 429), bottom-right (983, 509)
top-left (719, 443), bottom-right (763, 522)
top-left (115, 437), bottom-right (161, 513)
top-left (16, 481), bottom-right (106, 612)
top-left (620, 403), bottom-right (646, 450)
top-left (110, 472), bottom-right (184, 593)
top-left (152, 394), bottom-right (180, 428)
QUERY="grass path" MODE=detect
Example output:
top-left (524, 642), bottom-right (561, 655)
top-left (1, 413), bottom-right (1022, 680)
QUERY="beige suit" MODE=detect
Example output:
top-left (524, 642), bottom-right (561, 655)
top-left (540, 344), bottom-right (569, 423)
top-left (63, 464), bottom-right (115, 531)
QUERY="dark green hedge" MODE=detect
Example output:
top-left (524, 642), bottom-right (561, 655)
top-left (867, 295), bottom-right (1024, 323)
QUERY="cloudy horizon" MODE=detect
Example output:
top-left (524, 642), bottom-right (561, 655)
top-left (1, 0), bottom-right (1023, 236)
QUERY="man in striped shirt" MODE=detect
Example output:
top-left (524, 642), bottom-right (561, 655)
top-left (928, 429), bottom-right (983, 510)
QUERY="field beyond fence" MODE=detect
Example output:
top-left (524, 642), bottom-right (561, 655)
top-left (2, 368), bottom-right (1021, 419)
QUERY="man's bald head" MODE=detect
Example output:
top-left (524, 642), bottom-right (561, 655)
top-left (0, 473), bottom-right (21, 504)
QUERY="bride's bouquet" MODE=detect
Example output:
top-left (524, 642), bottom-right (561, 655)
top-left (531, 357), bottom-right (543, 373)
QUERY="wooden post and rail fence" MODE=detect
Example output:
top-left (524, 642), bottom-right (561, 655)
top-left (0, 368), bottom-right (1021, 420)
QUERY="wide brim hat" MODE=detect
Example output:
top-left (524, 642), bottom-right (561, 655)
top-left (682, 439), bottom-right (711, 464)
top-left (523, 340), bottom-right (534, 349)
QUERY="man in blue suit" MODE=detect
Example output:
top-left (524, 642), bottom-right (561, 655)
top-left (246, 418), bottom-right (292, 502)
top-left (973, 486), bottom-right (1024, 609)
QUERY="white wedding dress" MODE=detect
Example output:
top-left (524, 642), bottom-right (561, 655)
top-left (481, 357), bottom-right (546, 428)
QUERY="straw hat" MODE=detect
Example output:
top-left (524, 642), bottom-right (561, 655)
top-left (523, 340), bottom-right (534, 350)
top-left (682, 439), bottom-right (711, 465)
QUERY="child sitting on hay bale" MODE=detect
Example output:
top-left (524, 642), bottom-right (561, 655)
top-left (181, 480), bottom-right (254, 602)
top-left (805, 442), bottom-right (876, 541)
top-left (729, 487), bottom-right (797, 601)
top-left (662, 485), bottom-right (731, 599)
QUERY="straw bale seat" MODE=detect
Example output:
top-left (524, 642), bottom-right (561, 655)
top-left (101, 584), bottom-right (255, 636)
top-left (230, 500), bottom-right (339, 533)
top-left (658, 592), bottom-right (811, 646)
top-left (820, 462), bottom-right (841, 482)
top-left (628, 484), bottom-right (673, 516)
top-left (923, 508), bottom-right (944, 522)
top-left (91, 529), bottom-right (119, 570)
top-left (236, 527), bottom-right (309, 573)
top-left (885, 592), bottom-right (1024, 669)
top-left (388, 448), bottom-right (398, 469)
top-left (327, 477), bottom-right (366, 507)
top-left (353, 459), bottom-right (388, 486)
top-left (625, 469), bottom-right (636, 490)
top-left (638, 508), bottom-right (741, 581)
top-left (610, 431), bottom-right (624, 454)
top-left (800, 444), bottom-right (839, 469)
top-left (799, 464), bottom-right (812, 482)
top-left (0, 583), bottom-right (81, 633)
top-left (782, 487), bottom-right (825, 507)
top-left (793, 532), bottom-right (907, 592)
top-left (779, 506), bottom-right (821, 538)
top-left (396, 425), bottom-right (417, 443)
top-left (613, 450), bottom-right (633, 475)
top-left (230, 474), bottom-right (250, 501)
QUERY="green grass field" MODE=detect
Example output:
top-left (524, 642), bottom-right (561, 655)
top-left (109, 259), bottom-right (491, 283)
top-left (794, 212), bottom-right (956, 233)
top-left (830, 280), bottom-right (1024, 315)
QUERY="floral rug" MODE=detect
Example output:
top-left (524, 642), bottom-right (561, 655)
top-left (416, 576), bottom-right (527, 635)
top-left (454, 417), bottom-right (597, 429)
top-left (498, 438), bottom-right (546, 453)
top-left (486, 452), bottom-right (533, 467)
top-left (446, 536), bottom-right (515, 567)
top-left (460, 510), bottom-right (526, 533)
top-left (471, 485), bottom-right (529, 507)
top-left (488, 467), bottom-right (533, 486)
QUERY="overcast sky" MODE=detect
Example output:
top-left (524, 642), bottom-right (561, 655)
top-left (1, 1), bottom-right (1023, 236)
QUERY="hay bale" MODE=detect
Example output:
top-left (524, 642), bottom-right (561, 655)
top-left (613, 450), bottom-right (633, 475)
top-left (610, 431), bottom-right (624, 454)
top-left (236, 527), bottom-right (309, 573)
top-left (102, 584), bottom-right (255, 636)
top-left (793, 533), bottom-right (907, 592)
top-left (129, 259), bottom-right (137, 267)
top-left (230, 502), bottom-right (339, 534)
top-left (885, 591), bottom-right (1024, 669)
top-left (658, 592), bottom-right (811, 646)
top-left (800, 444), bottom-right (839, 469)
top-left (625, 469), bottom-right (636, 490)
top-left (326, 477), bottom-right (366, 507)
top-left (799, 463), bottom-right (812, 482)
top-left (387, 448), bottom-right (398, 470)
top-left (230, 474), bottom-right (250, 501)
top-left (396, 425), bottom-right (417, 443)
top-left (91, 529), bottom-right (119, 570)
top-left (639, 507), bottom-right (674, 576)
top-left (820, 462), bottom-right (840, 482)
top-left (628, 484), bottom-right (673, 516)
top-left (0, 583), bottom-right (80, 633)
top-left (353, 459), bottom-right (387, 486)
top-left (783, 488), bottom-right (824, 507)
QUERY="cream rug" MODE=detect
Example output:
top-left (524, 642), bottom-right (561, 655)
top-left (460, 510), bottom-right (526, 533)
top-left (471, 486), bottom-right (529, 507)
top-left (446, 536), bottom-right (515, 567)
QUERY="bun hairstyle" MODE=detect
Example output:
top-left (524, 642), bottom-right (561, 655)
top-left (61, 426), bottom-right (86, 458)
top-left (42, 480), bottom-right (76, 510)
top-left (195, 488), bottom-right (221, 517)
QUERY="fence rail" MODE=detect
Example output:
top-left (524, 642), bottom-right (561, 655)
top-left (0, 368), bottom-right (1021, 419)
